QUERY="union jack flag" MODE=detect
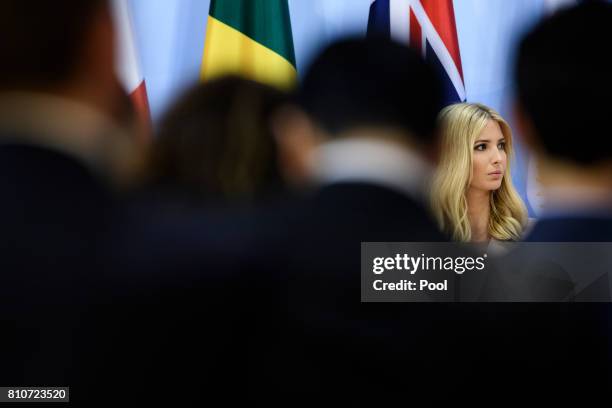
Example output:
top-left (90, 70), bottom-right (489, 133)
top-left (368, 0), bottom-right (466, 105)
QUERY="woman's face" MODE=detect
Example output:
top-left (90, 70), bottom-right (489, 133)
top-left (470, 119), bottom-right (507, 192)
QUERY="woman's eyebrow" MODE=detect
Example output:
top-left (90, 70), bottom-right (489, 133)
top-left (474, 137), bottom-right (505, 144)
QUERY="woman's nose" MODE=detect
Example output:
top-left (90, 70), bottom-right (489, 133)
top-left (491, 149), bottom-right (502, 164)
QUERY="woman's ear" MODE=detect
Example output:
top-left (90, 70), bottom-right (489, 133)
top-left (271, 105), bottom-right (323, 188)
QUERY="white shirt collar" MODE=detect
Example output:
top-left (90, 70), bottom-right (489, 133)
top-left (0, 91), bottom-right (137, 184)
top-left (309, 137), bottom-right (432, 201)
top-left (539, 185), bottom-right (612, 218)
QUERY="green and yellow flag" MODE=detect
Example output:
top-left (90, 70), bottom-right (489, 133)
top-left (201, 0), bottom-right (297, 89)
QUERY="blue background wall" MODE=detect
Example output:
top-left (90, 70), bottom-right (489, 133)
top-left (128, 0), bottom-right (551, 214)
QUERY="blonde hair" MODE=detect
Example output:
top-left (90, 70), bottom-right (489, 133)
top-left (431, 103), bottom-right (527, 242)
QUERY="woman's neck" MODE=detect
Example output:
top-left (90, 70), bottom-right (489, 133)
top-left (467, 187), bottom-right (491, 243)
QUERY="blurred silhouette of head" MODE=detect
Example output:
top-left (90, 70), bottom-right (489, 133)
top-left (148, 76), bottom-right (288, 203)
top-left (274, 37), bottom-right (443, 186)
top-left (301, 36), bottom-right (442, 143)
top-left (0, 0), bottom-right (120, 114)
top-left (515, 1), bottom-right (612, 166)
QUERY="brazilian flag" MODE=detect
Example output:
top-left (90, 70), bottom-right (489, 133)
top-left (201, 0), bottom-right (297, 89)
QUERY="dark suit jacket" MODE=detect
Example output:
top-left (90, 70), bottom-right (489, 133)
top-left (247, 182), bottom-right (472, 403)
top-left (0, 142), bottom-right (116, 394)
top-left (490, 215), bottom-right (612, 396)
top-left (0, 140), bottom-right (252, 406)
top-left (526, 215), bottom-right (612, 242)
top-left (247, 186), bottom-right (612, 403)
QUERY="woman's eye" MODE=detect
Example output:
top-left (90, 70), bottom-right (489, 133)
top-left (498, 142), bottom-right (506, 150)
top-left (475, 144), bottom-right (486, 151)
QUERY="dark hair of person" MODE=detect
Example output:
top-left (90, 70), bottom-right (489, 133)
top-left (148, 76), bottom-right (288, 203)
top-left (0, 0), bottom-right (107, 88)
top-left (297, 36), bottom-right (443, 145)
top-left (515, 1), bottom-right (612, 164)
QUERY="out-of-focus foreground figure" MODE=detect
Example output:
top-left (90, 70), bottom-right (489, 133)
top-left (0, 2), bottom-right (247, 405)
top-left (0, 0), bottom-right (133, 395)
top-left (145, 76), bottom-right (288, 206)
top-left (246, 37), bottom-right (450, 404)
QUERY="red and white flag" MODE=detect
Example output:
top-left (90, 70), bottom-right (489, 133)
top-left (367, 0), bottom-right (465, 105)
top-left (112, 0), bottom-right (151, 140)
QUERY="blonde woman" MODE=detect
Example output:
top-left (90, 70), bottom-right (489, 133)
top-left (431, 103), bottom-right (528, 243)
